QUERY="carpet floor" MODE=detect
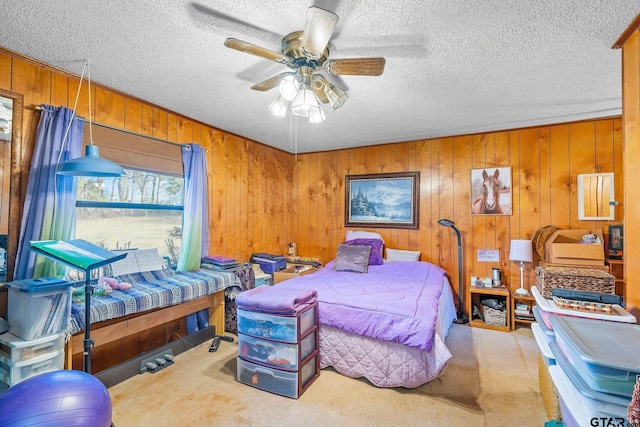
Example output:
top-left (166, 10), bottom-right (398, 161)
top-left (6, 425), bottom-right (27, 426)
top-left (109, 324), bottom-right (548, 427)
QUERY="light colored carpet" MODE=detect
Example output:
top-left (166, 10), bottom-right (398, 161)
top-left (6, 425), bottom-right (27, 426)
top-left (109, 325), bottom-right (548, 427)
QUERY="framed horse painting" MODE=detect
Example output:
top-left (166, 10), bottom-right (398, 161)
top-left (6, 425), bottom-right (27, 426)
top-left (471, 167), bottom-right (512, 215)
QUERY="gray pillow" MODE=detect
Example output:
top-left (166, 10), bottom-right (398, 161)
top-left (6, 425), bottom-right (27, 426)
top-left (334, 244), bottom-right (372, 273)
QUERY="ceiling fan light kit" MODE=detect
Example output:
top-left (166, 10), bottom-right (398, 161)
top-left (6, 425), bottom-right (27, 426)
top-left (224, 6), bottom-right (385, 123)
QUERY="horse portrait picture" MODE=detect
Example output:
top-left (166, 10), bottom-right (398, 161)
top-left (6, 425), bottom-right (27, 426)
top-left (471, 167), bottom-right (512, 215)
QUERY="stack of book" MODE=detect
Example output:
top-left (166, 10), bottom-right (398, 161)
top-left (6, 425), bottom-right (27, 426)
top-left (202, 255), bottom-right (241, 271)
top-left (514, 303), bottom-right (535, 320)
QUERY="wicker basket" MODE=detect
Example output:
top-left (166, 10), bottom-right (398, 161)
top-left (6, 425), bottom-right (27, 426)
top-left (536, 265), bottom-right (615, 298)
top-left (484, 306), bottom-right (507, 326)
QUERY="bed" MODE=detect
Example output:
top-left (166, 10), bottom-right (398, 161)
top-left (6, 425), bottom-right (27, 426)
top-left (64, 266), bottom-right (241, 366)
top-left (276, 252), bottom-right (456, 388)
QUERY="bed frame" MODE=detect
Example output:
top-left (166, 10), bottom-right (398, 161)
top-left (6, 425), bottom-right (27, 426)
top-left (64, 289), bottom-right (225, 369)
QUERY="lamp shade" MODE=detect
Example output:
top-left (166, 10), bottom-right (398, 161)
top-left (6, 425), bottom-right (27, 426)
top-left (56, 145), bottom-right (126, 177)
top-left (509, 239), bottom-right (533, 263)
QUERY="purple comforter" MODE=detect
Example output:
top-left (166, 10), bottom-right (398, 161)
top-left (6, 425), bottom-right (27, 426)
top-left (277, 261), bottom-right (446, 352)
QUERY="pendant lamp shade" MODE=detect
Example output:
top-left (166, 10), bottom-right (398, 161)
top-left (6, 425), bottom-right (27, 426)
top-left (56, 145), bottom-right (125, 177)
top-left (55, 60), bottom-right (126, 178)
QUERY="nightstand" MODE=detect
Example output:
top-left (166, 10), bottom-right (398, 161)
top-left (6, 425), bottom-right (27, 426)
top-left (468, 286), bottom-right (510, 332)
top-left (510, 294), bottom-right (536, 330)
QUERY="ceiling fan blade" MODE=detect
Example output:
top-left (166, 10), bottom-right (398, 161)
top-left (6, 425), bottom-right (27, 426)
top-left (224, 38), bottom-right (291, 65)
top-left (323, 57), bottom-right (386, 76)
top-left (251, 72), bottom-right (294, 91)
top-left (301, 7), bottom-right (339, 59)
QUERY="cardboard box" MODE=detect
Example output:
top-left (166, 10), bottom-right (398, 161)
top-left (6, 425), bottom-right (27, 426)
top-left (545, 229), bottom-right (605, 266)
top-left (273, 265), bottom-right (316, 284)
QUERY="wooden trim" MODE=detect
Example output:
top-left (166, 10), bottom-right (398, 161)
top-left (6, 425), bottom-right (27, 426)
top-left (65, 290), bottom-right (224, 359)
top-left (613, 14), bottom-right (640, 49)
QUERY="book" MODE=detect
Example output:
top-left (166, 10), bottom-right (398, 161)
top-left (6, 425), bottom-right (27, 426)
top-left (110, 248), bottom-right (166, 276)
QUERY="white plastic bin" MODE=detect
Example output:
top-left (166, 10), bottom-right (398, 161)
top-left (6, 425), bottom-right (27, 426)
top-left (531, 323), bottom-right (555, 366)
top-left (7, 277), bottom-right (73, 340)
top-left (549, 341), bottom-right (629, 419)
top-left (550, 315), bottom-right (640, 398)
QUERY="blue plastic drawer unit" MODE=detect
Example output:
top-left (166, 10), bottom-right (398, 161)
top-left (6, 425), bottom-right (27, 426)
top-left (6, 277), bottom-right (73, 341)
top-left (237, 305), bottom-right (316, 343)
top-left (549, 316), bottom-right (640, 398)
top-left (237, 354), bottom-right (318, 399)
top-left (238, 330), bottom-right (317, 371)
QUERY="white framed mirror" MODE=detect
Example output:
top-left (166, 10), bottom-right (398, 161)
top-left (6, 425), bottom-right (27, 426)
top-left (577, 172), bottom-right (615, 220)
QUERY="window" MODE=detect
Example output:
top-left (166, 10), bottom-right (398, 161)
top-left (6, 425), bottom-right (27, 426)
top-left (75, 169), bottom-right (184, 267)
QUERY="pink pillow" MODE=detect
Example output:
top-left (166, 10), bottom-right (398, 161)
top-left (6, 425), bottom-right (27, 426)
top-left (341, 238), bottom-right (384, 265)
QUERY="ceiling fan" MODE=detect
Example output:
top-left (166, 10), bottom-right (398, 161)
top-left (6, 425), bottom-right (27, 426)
top-left (223, 6), bottom-right (386, 123)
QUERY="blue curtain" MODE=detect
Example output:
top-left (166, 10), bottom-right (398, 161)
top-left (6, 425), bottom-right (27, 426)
top-left (178, 144), bottom-right (211, 333)
top-left (14, 106), bottom-right (83, 280)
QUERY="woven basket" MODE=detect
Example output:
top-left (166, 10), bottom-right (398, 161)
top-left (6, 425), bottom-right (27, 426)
top-left (536, 265), bottom-right (615, 298)
top-left (484, 306), bottom-right (506, 326)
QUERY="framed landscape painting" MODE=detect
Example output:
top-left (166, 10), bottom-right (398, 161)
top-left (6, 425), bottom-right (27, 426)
top-left (345, 172), bottom-right (420, 229)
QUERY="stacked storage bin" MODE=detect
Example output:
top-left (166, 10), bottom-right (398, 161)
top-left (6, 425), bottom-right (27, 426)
top-left (548, 317), bottom-right (639, 426)
top-left (531, 286), bottom-right (636, 426)
top-left (0, 277), bottom-right (73, 389)
top-left (236, 303), bottom-right (319, 399)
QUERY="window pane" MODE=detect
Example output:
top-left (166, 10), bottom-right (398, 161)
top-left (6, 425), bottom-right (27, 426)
top-left (77, 169), bottom-right (184, 206)
top-left (75, 208), bottom-right (183, 267)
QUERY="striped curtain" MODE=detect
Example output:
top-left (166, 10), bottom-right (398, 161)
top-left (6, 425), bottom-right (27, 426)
top-left (178, 144), bottom-right (211, 333)
top-left (14, 105), bottom-right (83, 279)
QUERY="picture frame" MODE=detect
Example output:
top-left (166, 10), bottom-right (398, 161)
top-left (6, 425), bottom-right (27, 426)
top-left (471, 167), bottom-right (512, 215)
top-left (345, 172), bottom-right (419, 229)
top-left (608, 225), bottom-right (623, 259)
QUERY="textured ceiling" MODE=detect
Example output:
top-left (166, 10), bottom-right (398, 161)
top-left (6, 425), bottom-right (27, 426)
top-left (1, 1), bottom-right (639, 153)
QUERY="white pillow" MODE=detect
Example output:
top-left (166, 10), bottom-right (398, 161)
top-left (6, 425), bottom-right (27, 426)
top-left (385, 248), bottom-right (421, 262)
top-left (346, 230), bottom-right (385, 243)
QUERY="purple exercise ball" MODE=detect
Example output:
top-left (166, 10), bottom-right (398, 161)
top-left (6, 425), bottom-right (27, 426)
top-left (0, 370), bottom-right (112, 426)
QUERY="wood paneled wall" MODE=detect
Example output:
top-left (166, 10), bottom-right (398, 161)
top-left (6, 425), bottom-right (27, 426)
top-left (293, 119), bottom-right (624, 310)
top-left (616, 16), bottom-right (640, 319)
top-left (0, 48), bottom-right (294, 266)
top-left (0, 46), bottom-right (631, 324)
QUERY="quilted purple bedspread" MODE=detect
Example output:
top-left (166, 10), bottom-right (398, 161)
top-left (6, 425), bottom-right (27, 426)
top-left (277, 261), bottom-right (446, 352)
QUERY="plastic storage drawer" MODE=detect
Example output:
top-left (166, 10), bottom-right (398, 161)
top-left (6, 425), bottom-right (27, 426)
top-left (0, 348), bottom-right (65, 386)
top-left (0, 332), bottom-right (65, 364)
top-left (237, 304), bottom-right (316, 343)
top-left (238, 330), bottom-right (316, 371)
top-left (237, 353), bottom-right (319, 399)
top-left (550, 315), bottom-right (640, 398)
top-left (7, 277), bottom-right (73, 340)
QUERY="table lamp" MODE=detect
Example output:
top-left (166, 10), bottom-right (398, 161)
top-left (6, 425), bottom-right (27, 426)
top-left (509, 239), bottom-right (533, 296)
